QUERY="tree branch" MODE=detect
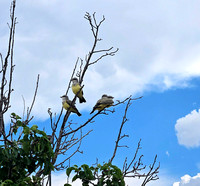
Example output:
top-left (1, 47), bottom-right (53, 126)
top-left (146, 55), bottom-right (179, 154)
top-left (26, 74), bottom-right (40, 122)
top-left (109, 97), bottom-right (133, 163)
top-left (0, 0), bottom-right (16, 138)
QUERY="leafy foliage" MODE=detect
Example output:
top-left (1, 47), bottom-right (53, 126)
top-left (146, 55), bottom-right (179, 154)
top-left (65, 163), bottom-right (125, 186)
top-left (0, 113), bottom-right (54, 185)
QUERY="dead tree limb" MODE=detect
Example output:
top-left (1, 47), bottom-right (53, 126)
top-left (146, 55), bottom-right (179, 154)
top-left (51, 12), bottom-right (119, 168)
top-left (109, 97), bottom-right (133, 163)
top-left (0, 0), bottom-right (16, 138)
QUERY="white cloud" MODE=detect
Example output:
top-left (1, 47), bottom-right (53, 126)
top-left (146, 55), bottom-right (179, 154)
top-left (175, 109), bottom-right (200, 148)
top-left (125, 176), bottom-right (174, 186)
top-left (173, 173), bottom-right (200, 186)
top-left (50, 170), bottom-right (175, 186)
top-left (1, 0), bottom-right (200, 122)
top-left (44, 171), bottom-right (82, 186)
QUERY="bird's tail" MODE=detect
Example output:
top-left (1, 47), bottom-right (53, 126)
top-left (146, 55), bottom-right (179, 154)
top-left (77, 111), bottom-right (82, 116)
top-left (90, 108), bottom-right (95, 114)
top-left (73, 107), bottom-right (82, 116)
top-left (79, 96), bottom-right (86, 103)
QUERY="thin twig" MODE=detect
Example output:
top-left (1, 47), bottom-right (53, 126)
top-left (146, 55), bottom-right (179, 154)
top-left (27, 74), bottom-right (40, 121)
top-left (109, 97), bottom-right (132, 163)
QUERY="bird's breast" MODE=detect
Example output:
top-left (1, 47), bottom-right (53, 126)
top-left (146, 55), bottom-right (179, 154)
top-left (63, 102), bottom-right (70, 110)
top-left (72, 84), bottom-right (81, 94)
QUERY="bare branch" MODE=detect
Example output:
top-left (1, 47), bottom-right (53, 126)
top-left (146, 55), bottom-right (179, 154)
top-left (0, 53), bottom-right (3, 71)
top-left (52, 57), bottom-right (80, 139)
top-left (114, 95), bottom-right (143, 107)
top-left (55, 129), bottom-right (92, 170)
top-left (93, 47), bottom-right (114, 54)
top-left (0, 0), bottom-right (16, 138)
top-left (80, 12), bottom-right (117, 84)
top-left (26, 74), bottom-right (40, 121)
top-left (141, 155), bottom-right (160, 185)
top-left (52, 13), bottom-right (119, 164)
top-left (52, 84), bottom-right (85, 164)
top-left (109, 97), bottom-right (132, 163)
top-left (77, 58), bottom-right (83, 82)
top-left (89, 48), bottom-right (119, 66)
top-left (84, 12), bottom-right (96, 37)
top-left (62, 110), bottom-right (101, 137)
top-left (65, 57), bottom-right (79, 95)
top-left (124, 139), bottom-right (142, 173)
top-left (22, 95), bottom-right (26, 121)
top-left (6, 17), bottom-right (17, 113)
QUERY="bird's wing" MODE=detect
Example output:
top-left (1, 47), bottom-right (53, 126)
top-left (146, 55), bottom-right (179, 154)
top-left (93, 101), bottom-right (103, 110)
top-left (94, 98), bottom-right (105, 106)
top-left (66, 99), bottom-right (77, 108)
top-left (101, 99), bottom-right (114, 105)
top-left (79, 83), bottom-right (84, 95)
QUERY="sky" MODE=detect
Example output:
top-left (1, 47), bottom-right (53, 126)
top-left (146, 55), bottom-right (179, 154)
top-left (1, 0), bottom-right (200, 185)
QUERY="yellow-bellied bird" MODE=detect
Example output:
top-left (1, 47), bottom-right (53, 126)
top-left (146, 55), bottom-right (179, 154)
top-left (71, 77), bottom-right (86, 103)
top-left (61, 95), bottom-right (81, 116)
top-left (90, 94), bottom-right (114, 114)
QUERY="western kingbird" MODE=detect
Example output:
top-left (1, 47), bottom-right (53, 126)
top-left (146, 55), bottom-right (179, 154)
top-left (90, 94), bottom-right (114, 114)
top-left (71, 78), bottom-right (86, 103)
top-left (61, 95), bottom-right (81, 116)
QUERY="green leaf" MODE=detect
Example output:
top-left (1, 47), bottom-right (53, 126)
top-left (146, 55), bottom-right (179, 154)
top-left (31, 125), bottom-right (38, 131)
top-left (13, 148), bottom-right (18, 158)
top-left (23, 127), bottom-right (30, 134)
top-left (16, 115), bottom-right (21, 120)
top-left (23, 142), bottom-right (30, 153)
top-left (37, 130), bottom-right (46, 136)
top-left (13, 126), bottom-right (18, 134)
top-left (66, 167), bottom-right (74, 177)
top-left (11, 113), bottom-right (16, 116)
top-left (17, 120), bottom-right (22, 126)
top-left (72, 175), bottom-right (78, 182)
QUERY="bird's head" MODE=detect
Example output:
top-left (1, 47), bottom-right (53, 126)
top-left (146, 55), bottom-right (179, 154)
top-left (60, 95), bottom-right (68, 101)
top-left (71, 77), bottom-right (79, 84)
top-left (102, 94), bottom-right (108, 98)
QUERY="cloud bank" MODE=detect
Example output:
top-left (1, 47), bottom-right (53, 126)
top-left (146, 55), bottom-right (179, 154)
top-left (1, 0), bottom-right (200, 122)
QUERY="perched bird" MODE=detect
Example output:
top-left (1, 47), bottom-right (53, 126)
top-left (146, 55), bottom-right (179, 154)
top-left (61, 95), bottom-right (81, 116)
top-left (103, 95), bottom-right (114, 109)
top-left (90, 94), bottom-right (114, 114)
top-left (71, 77), bottom-right (86, 103)
top-left (107, 95), bottom-right (114, 102)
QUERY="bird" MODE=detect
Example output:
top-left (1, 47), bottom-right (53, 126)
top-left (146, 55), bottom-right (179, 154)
top-left (103, 95), bottom-right (114, 109)
top-left (90, 94), bottom-right (114, 114)
top-left (71, 77), bottom-right (86, 103)
top-left (106, 95), bottom-right (114, 102)
top-left (60, 95), bottom-right (81, 116)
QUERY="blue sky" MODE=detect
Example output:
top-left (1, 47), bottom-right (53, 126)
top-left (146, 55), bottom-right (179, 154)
top-left (1, 0), bottom-right (200, 185)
